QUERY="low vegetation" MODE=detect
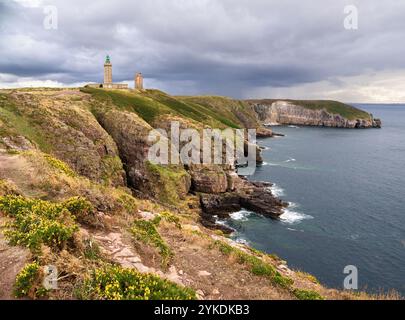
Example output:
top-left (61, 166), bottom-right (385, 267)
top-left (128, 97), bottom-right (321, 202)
top-left (81, 87), bottom-right (172, 123)
top-left (14, 262), bottom-right (42, 298)
top-left (249, 99), bottom-right (371, 120)
top-left (293, 288), bottom-right (324, 300)
top-left (131, 216), bottom-right (173, 266)
top-left (0, 195), bottom-right (92, 251)
top-left (43, 154), bottom-right (76, 177)
top-left (145, 162), bottom-right (191, 205)
top-left (212, 240), bottom-right (327, 300)
top-left (213, 240), bottom-right (293, 289)
top-left (82, 87), bottom-right (250, 129)
top-left (79, 266), bottom-right (196, 300)
top-left (0, 94), bottom-right (51, 152)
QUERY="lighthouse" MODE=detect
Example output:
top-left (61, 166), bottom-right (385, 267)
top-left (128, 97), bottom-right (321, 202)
top-left (103, 55), bottom-right (113, 88)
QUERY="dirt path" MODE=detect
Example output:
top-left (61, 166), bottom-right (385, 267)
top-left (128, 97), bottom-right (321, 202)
top-left (160, 223), bottom-right (294, 300)
top-left (91, 229), bottom-right (185, 286)
top-left (0, 217), bottom-right (30, 299)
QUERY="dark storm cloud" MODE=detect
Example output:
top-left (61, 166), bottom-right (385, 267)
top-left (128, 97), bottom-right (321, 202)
top-left (1, 0), bottom-right (405, 98)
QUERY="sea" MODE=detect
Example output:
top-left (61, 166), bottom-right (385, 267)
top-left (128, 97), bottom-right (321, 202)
top-left (221, 104), bottom-right (405, 296)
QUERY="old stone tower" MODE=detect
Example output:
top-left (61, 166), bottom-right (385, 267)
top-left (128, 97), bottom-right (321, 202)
top-left (103, 55), bottom-right (113, 88)
top-left (135, 73), bottom-right (144, 90)
top-left (86, 55), bottom-right (131, 90)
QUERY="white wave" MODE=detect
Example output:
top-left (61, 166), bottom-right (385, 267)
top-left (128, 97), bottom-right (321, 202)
top-left (284, 158), bottom-right (296, 163)
top-left (215, 218), bottom-right (227, 226)
top-left (288, 125), bottom-right (300, 128)
top-left (268, 183), bottom-right (285, 197)
top-left (235, 238), bottom-right (250, 245)
top-left (230, 210), bottom-right (252, 221)
top-left (280, 204), bottom-right (313, 224)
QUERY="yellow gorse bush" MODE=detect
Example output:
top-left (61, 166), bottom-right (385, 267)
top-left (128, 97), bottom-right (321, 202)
top-left (14, 262), bottom-right (40, 298)
top-left (83, 266), bottom-right (196, 300)
top-left (0, 195), bottom-right (92, 251)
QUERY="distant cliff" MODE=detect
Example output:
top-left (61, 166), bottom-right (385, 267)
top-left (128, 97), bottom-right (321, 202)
top-left (247, 99), bottom-right (382, 128)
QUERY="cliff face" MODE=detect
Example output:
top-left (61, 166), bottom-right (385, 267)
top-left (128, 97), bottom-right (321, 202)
top-left (249, 100), bottom-right (382, 128)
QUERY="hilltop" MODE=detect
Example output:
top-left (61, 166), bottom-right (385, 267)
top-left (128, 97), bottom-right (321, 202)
top-left (0, 88), bottom-right (392, 300)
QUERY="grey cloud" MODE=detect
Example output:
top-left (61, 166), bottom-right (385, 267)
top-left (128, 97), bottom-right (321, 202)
top-left (1, 0), bottom-right (405, 98)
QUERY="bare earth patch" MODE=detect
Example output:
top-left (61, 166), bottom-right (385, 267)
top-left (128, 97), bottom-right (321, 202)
top-left (0, 217), bottom-right (30, 300)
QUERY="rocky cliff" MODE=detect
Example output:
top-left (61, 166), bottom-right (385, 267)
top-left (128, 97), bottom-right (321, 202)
top-left (248, 99), bottom-right (382, 128)
top-left (0, 88), bottom-right (393, 301)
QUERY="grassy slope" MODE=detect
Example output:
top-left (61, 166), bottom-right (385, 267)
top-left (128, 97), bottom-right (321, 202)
top-left (82, 87), bottom-right (371, 126)
top-left (82, 88), bottom-right (256, 128)
top-left (247, 99), bottom-right (371, 120)
top-left (0, 93), bottom-right (52, 152)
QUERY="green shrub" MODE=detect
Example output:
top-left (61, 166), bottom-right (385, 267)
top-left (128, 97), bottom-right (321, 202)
top-left (62, 196), bottom-right (93, 220)
top-left (160, 211), bottom-right (181, 229)
top-left (80, 266), bottom-right (196, 300)
top-left (83, 238), bottom-right (102, 260)
top-left (293, 289), bottom-right (324, 300)
top-left (14, 262), bottom-right (41, 298)
top-left (0, 195), bottom-right (79, 251)
top-left (131, 219), bottom-right (172, 266)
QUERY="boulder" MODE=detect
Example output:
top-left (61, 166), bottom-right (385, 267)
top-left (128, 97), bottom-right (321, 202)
top-left (200, 193), bottom-right (241, 217)
top-left (190, 165), bottom-right (228, 193)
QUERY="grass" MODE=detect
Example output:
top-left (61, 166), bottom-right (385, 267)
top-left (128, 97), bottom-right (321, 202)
top-left (100, 155), bottom-right (124, 185)
top-left (78, 266), bottom-right (196, 300)
top-left (177, 95), bottom-right (246, 128)
top-left (81, 87), bottom-right (172, 123)
top-left (159, 211), bottom-right (181, 229)
top-left (82, 87), bottom-right (244, 128)
top-left (212, 240), bottom-right (327, 300)
top-left (143, 90), bottom-right (226, 126)
top-left (0, 94), bottom-right (52, 152)
top-left (130, 216), bottom-right (173, 266)
top-left (293, 289), bottom-right (324, 300)
top-left (292, 100), bottom-right (370, 120)
top-left (43, 154), bottom-right (76, 177)
top-left (83, 238), bottom-right (102, 260)
top-left (296, 271), bottom-right (320, 284)
top-left (145, 161), bottom-right (190, 205)
top-left (213, 240), bottom-right (293, 289)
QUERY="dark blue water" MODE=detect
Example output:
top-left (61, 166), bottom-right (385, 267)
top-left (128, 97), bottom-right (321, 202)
top-left (225, 104), bottom-right (405, 295)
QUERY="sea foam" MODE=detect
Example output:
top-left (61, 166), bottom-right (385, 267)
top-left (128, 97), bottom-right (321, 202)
top-left (230, 210), bottom-right (252, 221)
top-left (280, 202), bottom-right (313, 224)
top-left (268, 183), bottom-right (285, 197)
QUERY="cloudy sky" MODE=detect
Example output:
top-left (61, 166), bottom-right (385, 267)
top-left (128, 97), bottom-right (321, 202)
top-left (1, 0), bottom-right (405, 102)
